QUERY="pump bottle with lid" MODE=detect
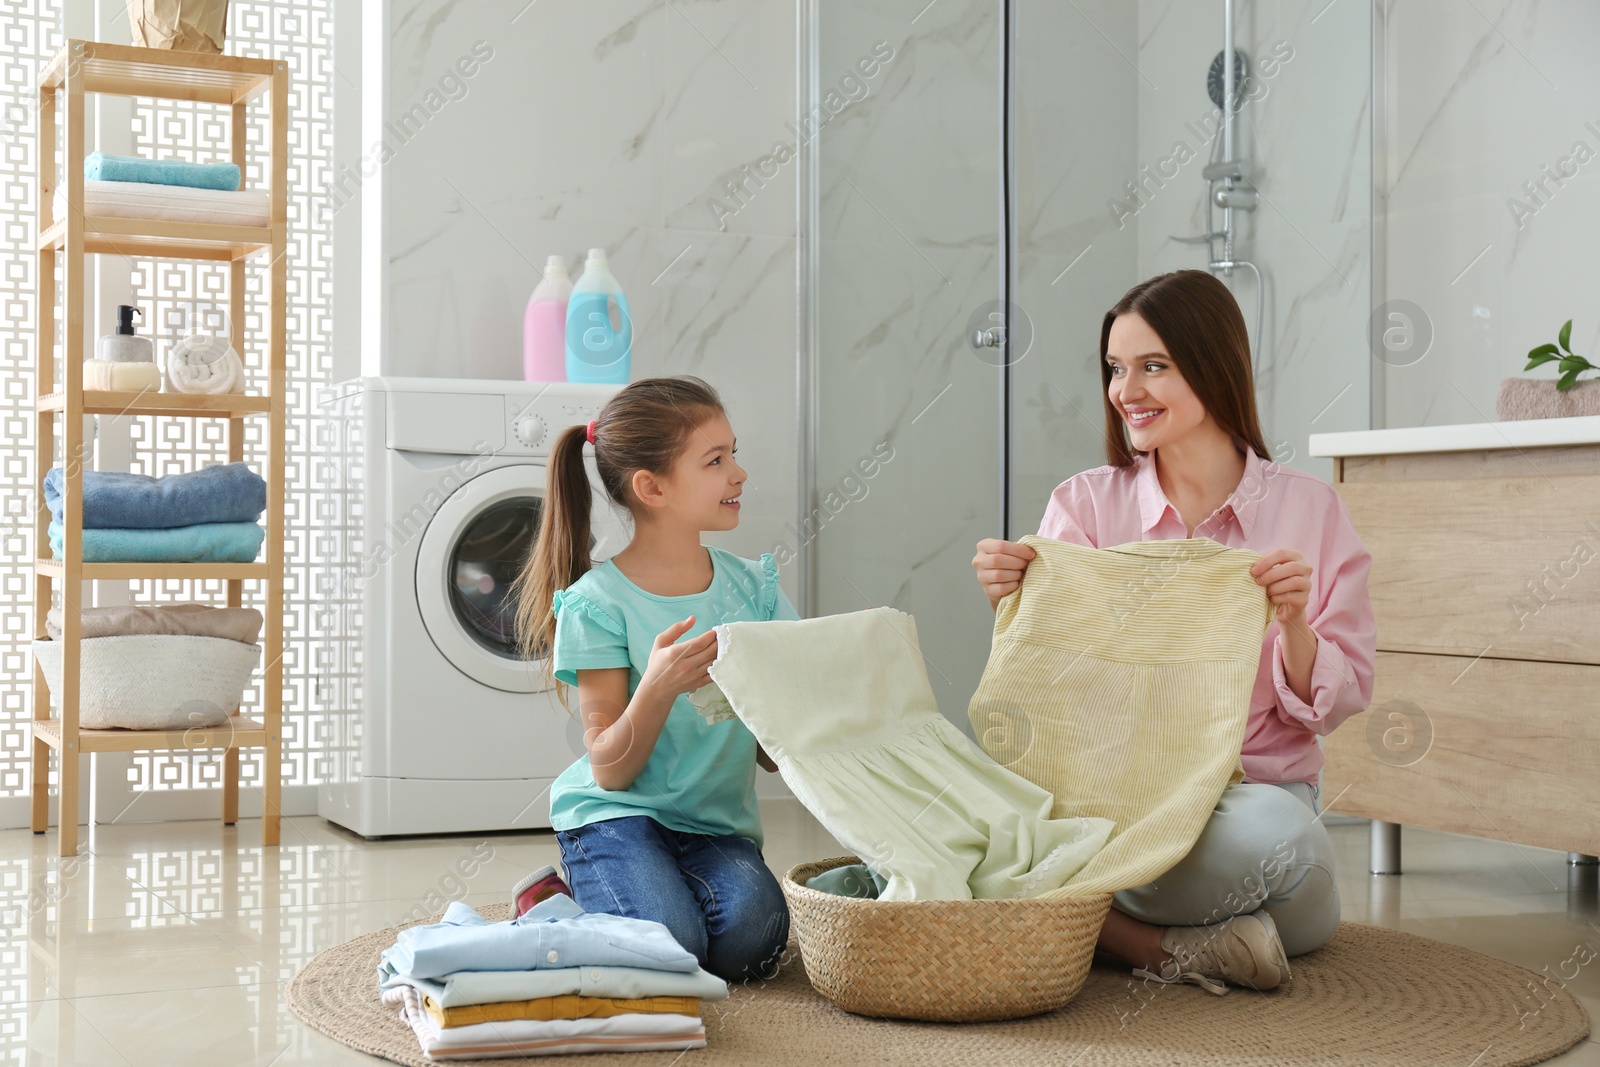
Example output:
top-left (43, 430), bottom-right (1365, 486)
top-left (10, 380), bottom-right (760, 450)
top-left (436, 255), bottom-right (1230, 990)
top-left (97, 305), bottom-right (153, 363)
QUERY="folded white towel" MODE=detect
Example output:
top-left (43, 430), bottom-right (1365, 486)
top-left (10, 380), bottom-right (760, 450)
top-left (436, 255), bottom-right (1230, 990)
top-left (52, 179), bottom-right (270, 228)
top-left (82, 359), bottom-right (162, 393)
top-left (165, 333), bottom-right (245, 395)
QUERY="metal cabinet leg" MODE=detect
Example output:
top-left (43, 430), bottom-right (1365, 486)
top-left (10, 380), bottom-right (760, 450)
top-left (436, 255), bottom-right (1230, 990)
top-left (1568, 853), bottom-right (1598, 866)
top-left (1370, 820), bottom-right (1401, 875)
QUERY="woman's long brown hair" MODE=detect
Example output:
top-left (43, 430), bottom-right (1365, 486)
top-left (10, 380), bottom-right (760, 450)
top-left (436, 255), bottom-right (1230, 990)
top-left (512, 376), bottom-right (725, 695)
top-left (1099, 269), bottom-right (1272, 465)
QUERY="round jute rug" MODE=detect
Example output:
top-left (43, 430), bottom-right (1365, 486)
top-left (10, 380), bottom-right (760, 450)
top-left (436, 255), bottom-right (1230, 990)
top-left (286, 905), bottom-right (1590, 1066)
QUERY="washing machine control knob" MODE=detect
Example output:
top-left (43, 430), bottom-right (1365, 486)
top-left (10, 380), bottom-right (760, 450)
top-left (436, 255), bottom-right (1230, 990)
top-left (513, 414), bottom-right (546, 447)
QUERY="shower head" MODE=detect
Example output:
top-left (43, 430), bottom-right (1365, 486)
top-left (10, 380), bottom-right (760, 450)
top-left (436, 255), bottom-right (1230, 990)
top-left (1207, 49), bottom-right (1251, 110)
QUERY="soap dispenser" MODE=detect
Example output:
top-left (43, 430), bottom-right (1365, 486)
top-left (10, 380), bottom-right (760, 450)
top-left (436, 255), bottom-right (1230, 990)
top-left (97, 305), bottom-right (153, 363)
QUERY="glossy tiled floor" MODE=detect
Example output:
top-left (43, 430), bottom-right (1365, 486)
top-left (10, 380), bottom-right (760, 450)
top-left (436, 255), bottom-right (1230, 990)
top-left (1, 801), bottom-right (1594, 1065)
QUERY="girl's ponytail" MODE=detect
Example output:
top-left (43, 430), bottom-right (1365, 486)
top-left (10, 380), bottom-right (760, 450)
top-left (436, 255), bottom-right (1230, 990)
top-left (514, 423), bottom-right (593, 672)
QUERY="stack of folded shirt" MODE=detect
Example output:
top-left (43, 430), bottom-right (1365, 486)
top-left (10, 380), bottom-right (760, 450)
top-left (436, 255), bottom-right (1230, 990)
top-left (54, 152), bottom-right (270, 229)
top-left (44, 462), bottom-right (267, 564)
top-left (378, 896), bottom-right (727, 1060)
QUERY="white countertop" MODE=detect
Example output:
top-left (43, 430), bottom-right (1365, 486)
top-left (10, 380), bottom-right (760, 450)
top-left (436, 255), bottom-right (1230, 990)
top-left (1308, 415), bottom-right (1600, 457)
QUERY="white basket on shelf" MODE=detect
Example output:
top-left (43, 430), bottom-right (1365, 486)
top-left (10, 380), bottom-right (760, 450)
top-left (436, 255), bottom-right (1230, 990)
top-left (32, 635), bottom-right (260, 731)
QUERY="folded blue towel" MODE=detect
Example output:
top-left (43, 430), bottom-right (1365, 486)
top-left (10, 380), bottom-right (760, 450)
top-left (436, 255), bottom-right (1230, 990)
top-left (85, 151), bottom-right (241, 192)
top-left (45, 462), bottom-right (267, 530)
top-left (49, 521), bottom-right (265, 564)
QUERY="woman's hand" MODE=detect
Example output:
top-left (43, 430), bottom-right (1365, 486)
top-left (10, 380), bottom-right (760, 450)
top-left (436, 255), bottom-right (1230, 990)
top-left (973, 538), bottom-right (1037, 609)
top-left (1250, 549), bottom-right (1312, 624)
top-left (639, 615), bottom-right (719, 699)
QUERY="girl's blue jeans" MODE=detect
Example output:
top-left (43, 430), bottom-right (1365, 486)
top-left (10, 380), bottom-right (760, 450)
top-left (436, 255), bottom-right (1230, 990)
top-left (556, 815), bottom-right (789, 985)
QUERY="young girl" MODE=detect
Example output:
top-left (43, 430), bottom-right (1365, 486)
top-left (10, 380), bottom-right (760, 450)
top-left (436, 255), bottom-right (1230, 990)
top-left (974, 269), bottom-right (1375, 995)
top-left (511, 375), bottom-right (795, 985)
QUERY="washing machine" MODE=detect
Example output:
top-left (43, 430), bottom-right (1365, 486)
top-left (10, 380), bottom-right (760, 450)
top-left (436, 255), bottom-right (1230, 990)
top-left (313, 377), bottom-right (629, 837)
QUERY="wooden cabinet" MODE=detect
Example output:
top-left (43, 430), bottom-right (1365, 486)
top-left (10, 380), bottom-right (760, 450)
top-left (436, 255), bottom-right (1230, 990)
top-left (1309, 422), bottom-right (1600, 860)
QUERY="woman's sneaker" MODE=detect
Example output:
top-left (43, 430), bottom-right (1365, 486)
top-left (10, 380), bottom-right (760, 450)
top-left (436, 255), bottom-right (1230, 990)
top-left (510, 865), bottom-right (571, 918)
top-left (1131, 911), bottom-right (1291, 995)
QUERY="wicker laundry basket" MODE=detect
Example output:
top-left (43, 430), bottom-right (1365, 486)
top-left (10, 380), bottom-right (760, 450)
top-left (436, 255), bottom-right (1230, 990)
top-left (782, 855), bottom-right (1113, 1022)
top-left (33, 635), bottom-right (259, 730)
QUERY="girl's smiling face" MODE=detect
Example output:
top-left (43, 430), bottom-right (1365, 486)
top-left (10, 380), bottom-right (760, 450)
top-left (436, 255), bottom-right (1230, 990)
top-left (1105, 312), bottom-right (1211, 450)
top-left (662, 412), bottom-right (746, 530)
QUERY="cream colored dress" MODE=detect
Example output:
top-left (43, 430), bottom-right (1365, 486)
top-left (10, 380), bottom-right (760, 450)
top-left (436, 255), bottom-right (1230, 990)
top-left (706, 606), bottom-right (1113, 902)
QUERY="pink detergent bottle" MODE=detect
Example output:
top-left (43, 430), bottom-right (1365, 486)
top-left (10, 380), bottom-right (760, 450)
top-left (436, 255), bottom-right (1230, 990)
top-left (523, 255), bottom-right (572, 382)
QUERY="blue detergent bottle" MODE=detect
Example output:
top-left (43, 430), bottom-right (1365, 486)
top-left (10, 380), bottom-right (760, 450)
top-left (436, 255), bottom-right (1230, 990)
top-left (565, 248), bottom-right (632, 384)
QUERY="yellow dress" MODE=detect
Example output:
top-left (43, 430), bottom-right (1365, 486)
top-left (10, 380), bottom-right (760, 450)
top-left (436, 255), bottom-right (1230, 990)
top-left (968, 535), bottom-right (1273, 897)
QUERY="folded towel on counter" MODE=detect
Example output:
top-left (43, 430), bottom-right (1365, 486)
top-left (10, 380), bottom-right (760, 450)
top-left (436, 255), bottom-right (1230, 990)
top-left (85, 151), bottom-right (241, 191)
top-left (49, 520), bottom-right (265, 563)
top-left (54, 179), bottom-right (270, 228)
top-left (380, 963), bottom-right (730, 1009)
top-left (45, 462), bottom-right (266, 529)
top-left (164, 333), bottom-right (245, 394)
top-left (381, 897), bottom-right (700, 982)
top-left (382, 986), bottom-right (705, 1060)
top-left (424, 993), bottom-right (701, 1029)
top-left (46, 603), bottom-right (263, 644)
top-left (81, 359), bottom-right (162, 393)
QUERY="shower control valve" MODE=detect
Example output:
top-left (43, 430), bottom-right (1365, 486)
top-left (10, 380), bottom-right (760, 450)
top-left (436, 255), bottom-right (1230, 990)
top-left (1213, 185), bottom-right (1258, 210)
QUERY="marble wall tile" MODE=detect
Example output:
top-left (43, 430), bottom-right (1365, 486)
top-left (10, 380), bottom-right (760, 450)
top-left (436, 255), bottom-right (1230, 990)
top-left (381, 0), bottom-right (799, 574)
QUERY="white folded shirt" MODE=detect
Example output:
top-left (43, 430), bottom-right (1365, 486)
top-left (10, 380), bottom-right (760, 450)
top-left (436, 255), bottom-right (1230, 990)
top-left (52, 179), bottom-right (270, 227)
top-left (382, 986), bottom-right (706, 1060)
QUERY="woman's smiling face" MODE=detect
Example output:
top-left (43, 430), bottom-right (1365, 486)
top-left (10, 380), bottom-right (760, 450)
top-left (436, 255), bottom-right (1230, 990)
top-left (1105, 312), bottom-right (1210, 450)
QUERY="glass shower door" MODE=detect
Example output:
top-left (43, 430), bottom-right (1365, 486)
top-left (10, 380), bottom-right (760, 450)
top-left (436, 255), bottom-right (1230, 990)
top-left (801, 0), bottom-right (1006, 729)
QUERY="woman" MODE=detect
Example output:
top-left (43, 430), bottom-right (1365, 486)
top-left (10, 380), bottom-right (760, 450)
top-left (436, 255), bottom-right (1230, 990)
top-left (972, 269), bottom-right (1375, 994)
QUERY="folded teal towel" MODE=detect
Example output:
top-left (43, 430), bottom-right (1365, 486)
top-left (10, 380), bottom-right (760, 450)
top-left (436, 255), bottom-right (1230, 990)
top-left (45, 462), bottom-right (266, 530)
top-left (85, 151), bottom-right (241, 192)
top-left (49, 521), bottom-right (264, 563)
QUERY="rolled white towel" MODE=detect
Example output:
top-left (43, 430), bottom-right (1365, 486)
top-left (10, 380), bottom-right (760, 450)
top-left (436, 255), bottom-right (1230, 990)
top-left (165, 333), bottom-right (245, 394)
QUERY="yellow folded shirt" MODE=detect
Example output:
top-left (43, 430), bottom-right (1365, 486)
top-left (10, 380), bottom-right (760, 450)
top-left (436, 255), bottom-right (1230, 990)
top-left (423, 993), bottom-right (701, 1029)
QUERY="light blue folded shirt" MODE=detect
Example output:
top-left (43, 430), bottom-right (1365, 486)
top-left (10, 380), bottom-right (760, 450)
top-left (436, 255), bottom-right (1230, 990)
top-left (379, 896), bottom-right (699, 981)
top-left (378, 963), bottom-right (730, 1007)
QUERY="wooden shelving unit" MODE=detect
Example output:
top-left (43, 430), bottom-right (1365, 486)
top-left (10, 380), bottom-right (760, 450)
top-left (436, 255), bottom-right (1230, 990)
top-left (30, 40), bottom-right (288, 856)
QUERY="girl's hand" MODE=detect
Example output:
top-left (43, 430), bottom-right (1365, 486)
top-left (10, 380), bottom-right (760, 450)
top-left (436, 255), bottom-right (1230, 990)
top-left (1250, 549), bottom-right (1312, 624)
top-left (640, 615), bottom-right (719, 699)
top-left (973, 538), bottom-right (1037, 606)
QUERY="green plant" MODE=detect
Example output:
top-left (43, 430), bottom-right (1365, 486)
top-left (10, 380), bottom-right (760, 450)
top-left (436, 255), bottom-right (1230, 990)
top-left (1526, 320), bottom-right (1599, 391)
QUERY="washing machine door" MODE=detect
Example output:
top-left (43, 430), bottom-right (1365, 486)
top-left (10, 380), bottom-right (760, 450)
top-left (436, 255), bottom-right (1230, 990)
top-left (415, 465), bottom-right (622, 694)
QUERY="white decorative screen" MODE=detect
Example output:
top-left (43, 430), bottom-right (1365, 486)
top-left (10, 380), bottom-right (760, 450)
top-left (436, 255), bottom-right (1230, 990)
top-left (0, 2), bottom-right (338, 801)
top-left (126, 0), bottom-right (336, 793)
top-left (0, 1), bottom-right (63, 802)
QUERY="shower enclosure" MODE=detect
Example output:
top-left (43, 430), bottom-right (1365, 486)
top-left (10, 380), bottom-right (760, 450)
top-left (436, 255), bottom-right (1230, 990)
top-left (799, 0), bottom-right (1375, 728)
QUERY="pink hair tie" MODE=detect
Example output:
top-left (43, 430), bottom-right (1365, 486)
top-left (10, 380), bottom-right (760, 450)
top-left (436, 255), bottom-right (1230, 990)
top-left (585, 420), bottom-right (597, 444)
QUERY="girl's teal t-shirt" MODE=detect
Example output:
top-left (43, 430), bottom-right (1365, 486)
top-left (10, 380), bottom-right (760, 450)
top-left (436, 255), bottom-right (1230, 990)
top-left (548, 547), bottom-right (799, 848)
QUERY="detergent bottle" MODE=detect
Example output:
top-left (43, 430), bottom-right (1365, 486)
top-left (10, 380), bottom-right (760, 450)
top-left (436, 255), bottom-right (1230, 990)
top-left (565, 248), bottom-right (632, 384)
top-left (523, 255), bottom-right (571, 382)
